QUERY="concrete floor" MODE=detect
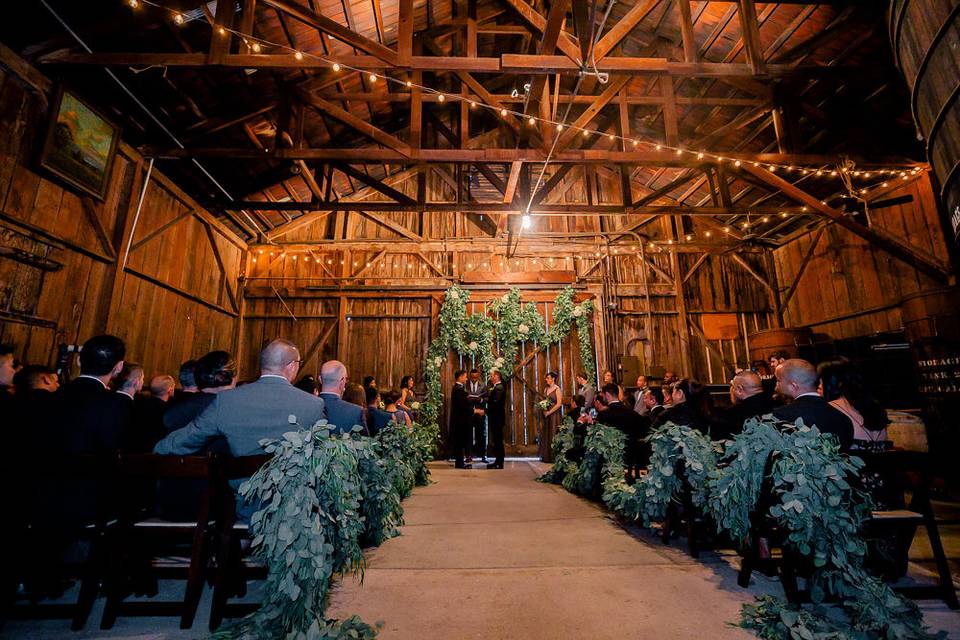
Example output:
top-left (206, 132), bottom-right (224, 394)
top-left (5, 460), bottom-right (960, 638)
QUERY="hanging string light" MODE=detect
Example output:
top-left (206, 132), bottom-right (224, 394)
top-left (123, 0), bottom-right (925, 184)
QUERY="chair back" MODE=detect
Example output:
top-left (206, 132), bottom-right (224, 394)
top-left (117, 453), bottom-right (216, 479)
top-left (220, 454), bottom-right (272, 481)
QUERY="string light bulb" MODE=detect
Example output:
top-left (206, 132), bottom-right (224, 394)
top-left (500, 108), bottom-right (508, 117)
top-left (332, 63), bottom-right (341, 72)
top-left (521, 214), bottom-right (532, 229)
top-left (528, 116), bottom-right (536, 126)
top-left (218, 26), bottom-right (226, 35)
top-left (369, 73), bottom-right (377, 82)
top-left (406, 80), bottom-right (412, 87)
top-left (128, 0), bottom-right (138, 7)
top-left (173, 12), bottom-right (184, 24)
top-left (556, 123), bottom-right (563, 132)
top-left (294, 50), bottom-right (303, 60)
top-left (251, 42), bottom-right (261, 53)
top-left (437, 93), bottom-right (445, 102)
top-left (735, 160), bottom-right (742, 167)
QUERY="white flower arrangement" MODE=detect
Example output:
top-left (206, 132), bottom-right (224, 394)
top-left (434, 356), bottom-right (443, 367)
top-left (518, 323), bottom-right (529, 335)
top-left (501, 293), bottom-right (510, 303)
top-left (537, 398), bottom-right (554, 411)
top-left (448, 289), bottom-right (459, 300)
top-left (468, 340), bottom-right (479, 351)
top-left (573, 305), bottom-right (583, 317)
top-left (410, 401), bottom-right (421, 410)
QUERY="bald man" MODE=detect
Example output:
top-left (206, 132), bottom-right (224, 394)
top-left (773, 358), bottom-right (853, 451)
top-left (155, 338), bottom-right (326, 458)
top-left (318, 360), bottom-right (366, 435)
top-left (713, 370), bottom-right (774, 440)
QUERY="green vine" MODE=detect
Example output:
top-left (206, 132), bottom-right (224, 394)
top-left (537, 417), bottom-right (579, 484)
top-left (539, 415), bottom-right (939, 640)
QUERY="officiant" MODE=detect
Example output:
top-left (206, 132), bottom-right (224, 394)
top-left (466, 368), bottom-right (489, 463)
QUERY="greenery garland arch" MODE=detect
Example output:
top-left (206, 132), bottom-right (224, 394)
top-left (419, 285), bottom-right (596, 440)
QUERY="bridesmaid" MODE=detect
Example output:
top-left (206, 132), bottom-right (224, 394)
top-left (398, 375), bottom-right (417, 419)
top-left (539, 371), bottom-right (563, 463)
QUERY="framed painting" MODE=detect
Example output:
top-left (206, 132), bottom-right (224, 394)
top-left (38, 86), bottom-right (120, 200)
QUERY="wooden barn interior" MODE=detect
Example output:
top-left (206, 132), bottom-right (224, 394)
top-left (0, 0), bottom-right (958, 461)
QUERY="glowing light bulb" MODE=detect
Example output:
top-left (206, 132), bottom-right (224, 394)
top-left (609, 134), bottom-right (615, 141)
top-left (676, 148), bottom-right (682, 156)
top-left (406, 80), bottom-right (412, 87)
top-left (556, 123), bottom-right (563, 132)
top-left (655, 144), bottom-right (661, 151)
top-left (735, 160), bottom-right (742, 167)
top-left (632, 139), bottom-right (639, 147)
top-left (251, 42), bottom-right (261, 53)
top-left (697, 152), bottom-right (704, 159)
top-left (128, 0), bottom-right (138, 7)
top-left (528, 117), bottom-right (536, 126)
top-left (500, 108), bottom-right (508, 117)
top-left (173, 13), bottom-right (184, 24)
top-left (582, 129), bottom-right (589, 137)
top-left (437, 93), bottom-right (445, 102)
top-left (761, 216), bottom-right (769, 223)
top-left (521, 215), bottom-right (531, 229)
top-left (369, 73), bottom-right (377, 82)
top-left (294, 51), bottom-right (303, 60)
top-left (218, 27), bottom-right (226, 35)
top-left (332, 63), bottom-right (341, 72)
top-left (705, 231), bottom-right (712, 237)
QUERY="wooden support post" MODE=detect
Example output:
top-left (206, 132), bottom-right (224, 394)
top-left (661, 76), bottom-right (679, 147)
top-left (677, 0), bottom-right (697, 63)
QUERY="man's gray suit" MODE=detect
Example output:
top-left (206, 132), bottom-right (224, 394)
top-left (318, 392), bottom-right (366, 434)
top-left (154, 376), bottom-right (327, 456)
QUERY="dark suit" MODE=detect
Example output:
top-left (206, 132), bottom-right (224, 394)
top-left (164, 392), bottom-right (216, 433)
top-left (466, 379), bottom-right (488, 458)
top-left (647, 405), bottom-right (665, 424)
top-left (600, 401), bottom-right (649, 471)
top-left (128, 395), bottom-right (168, 452)
top-left (713, 392), bottom-right (774, 440)
top-left (774, 394), bottom-right (854, 451)
top-left (367, 407), bottom-right (394, 436)
top-left (651, 401), bottom-right (708, 434)
top-left (318, 392), bottom-right (367, 435)
top-left (450, 382), bottom-right (472, 468)
top-left (487, 382), bottom-right (506, 466)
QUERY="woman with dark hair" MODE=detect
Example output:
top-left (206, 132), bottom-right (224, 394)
top-left (294, 374), bottom-right (319, 396)
top-left (341, 382), bottom-right (369, 433)
top-left (653, 378), bottom-right (710, 434)
top-left (362, 376), bottom-right (377, 390)
top-left (602, 369), bottom-right (624, 401)
top-left (382, 388), bottom-right (412, 428)
top-left (398, 375), bottom-right (418, 418)
top-left (818, 359), bottom-right (889, 451)
top-left (164, 350), bottom-right (237, 433)
top-left (538, 371), bottom-right (563, 462)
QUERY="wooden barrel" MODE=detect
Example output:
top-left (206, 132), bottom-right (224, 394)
top-left (747, 327), bottom-right (813, 363)
top-left (901, 287), bottom-right (960, 343)
top-left (899, 287), bottom-right (960, 467)
top-left (888, 0), bottom-right (960, 246)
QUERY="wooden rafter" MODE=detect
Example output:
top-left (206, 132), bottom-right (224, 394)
top-left (592, 0), bottom-right (661, 62)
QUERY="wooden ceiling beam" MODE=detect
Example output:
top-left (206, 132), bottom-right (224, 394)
top-left (552, 77), bottom-right (630, 152)
top-left (222, 201), bottom-right (816, 215)
top-left (260, 0), bottom-right (399, 64)
top-left (497, 0), bottom-right (582, 63)
top-left (334, 163), bottom-right (417, 204)
top-left (146, 146), bottom-right (921, 168)
top-left (593, 0), bottom-right (661, 62)
top-left (297, 92), bottom-right (413, 156)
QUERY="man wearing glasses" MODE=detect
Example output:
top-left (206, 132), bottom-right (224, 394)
top-left (154, 338), bottom-right (327, 458)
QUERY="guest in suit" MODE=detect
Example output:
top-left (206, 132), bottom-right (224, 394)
top-left (633, 375), bottom-right (649, 415)
top-left (154, 338), bottom-right (326, 458)
top-left (56, 334), bottom-right (130, 529)
top-left (575, 372), bottom-right (596, 411)
top-left (114, 363), bottom-right (152, 451)
top-left (12, 364), bottom-right (60, 449)
top-left (365, 386), bottom-right (393, 436)
top-left (653, 378), bottom-right (710, 434)
top-left (644, 387), bottom-right (665, 424)
top-left (486, 370), bottom-right (506, 469)
top-left (466, 368), bottom-right (489, 462)
top-left (128, 375), bottom-right (175, 452)
top-left (450, 370), bottom-right (478, 469)
top-left (598, 382), bottom-right (648, 476)
top-left (773, 359), bottom-right (853, 451)
top-left (174, 359), bottom-right (199, 402)
top-left (0, 343), bottom-right (15, 401)
top-left (712, 371), bottom-right (774, 440)
top-left (164, 350), bottom-right (237, 433)
top-left (59, 334), bottom-right (129, 455)
top-left (318, 360), bottom-right (366, 434)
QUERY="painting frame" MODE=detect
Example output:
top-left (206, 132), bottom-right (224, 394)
top-left (38, 85), bottom-right (120, 201)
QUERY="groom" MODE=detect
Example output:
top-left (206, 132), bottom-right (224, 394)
top-left (451, 369), bottom-right (481, 469)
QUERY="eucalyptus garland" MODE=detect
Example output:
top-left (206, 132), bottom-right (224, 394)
top-left (603, 423), bottom-right (719, 527)
top-left (539, 415), bottom-right (938, 639)
top-left (537, 417), bottom-right (578, 484)
top-left (420, 285), bottom-right (597, 444)
top-left (561, 423), bottom-right (626, 497)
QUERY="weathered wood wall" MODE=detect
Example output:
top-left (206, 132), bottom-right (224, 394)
top-left (0, 61), bottom-right (245, 379)
top-left (772, 175), bottom-right (950, 339)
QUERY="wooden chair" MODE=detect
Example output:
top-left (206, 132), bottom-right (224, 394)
top-left (208, 454), bottom-right (272, 631)
top-left (858, 449), bottom-right (959, 609)
top-left (1, 454), bottom-right (122, 631)
top-left (100, 453), bottom-right (220, 630)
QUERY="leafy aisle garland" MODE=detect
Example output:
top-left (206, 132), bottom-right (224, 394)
top-left (420, 285), bottom-right (596, 443)
top-left (540, 418), bottom-right (936, 640)
top-left (211, 418), bottom-right (434, 640)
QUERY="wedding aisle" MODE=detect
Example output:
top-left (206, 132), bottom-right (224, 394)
top-left (326, 461), bottom-right (766, 639)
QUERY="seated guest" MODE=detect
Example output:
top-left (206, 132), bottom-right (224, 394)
top-left (174, 359), bottom-right (199, 401)
top-left (12, 364), bottom-right (60, 447)
top-left (818, 359), bottom-right (889, 451)
top-left (653, 378), bottom-right (710, 434)
top-left (295, 374), bottom-right (319, 396)
top-left (568, 394), bottom-right (586, 422)
top-left (342, 382), bottom-right (369, 425)
top-left (773, 359), bottom-right (853, 451)
top-left (365, 386), bottom-right (393, 436)
top-left (597, 382), bottom-right (648, 474)
top-left (362, 375), bottom-right (377, 390)
top-left (663, 370), bottom-right (678, 387)
top-left (154, 339), bottom-right (325, 458)
top-left (163, 350), bottom-right (237, 433)
top-left (382, 388), bottom-right (412, 428)
top-left (0, 343), bottom-right (15, 408)
top-left (318, 360), bottom-right (366, 434)
top-left (643, 387), bottom-right (665, 423)
top-left (114, 362), bottom-right (144, 400)
top-left (59, 334), bottom-right (130, 454)
top-left (713, 371), bottom-right (773, 440)
top-left (128, 375), bottom-right (175, 452)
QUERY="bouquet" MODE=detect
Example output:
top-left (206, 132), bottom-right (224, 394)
top-left (410, 401), bottom-right (421, 410)
top-left (537, 398), bottom-right (555, 412)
